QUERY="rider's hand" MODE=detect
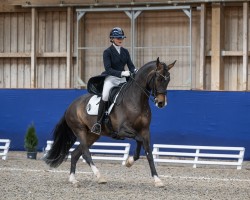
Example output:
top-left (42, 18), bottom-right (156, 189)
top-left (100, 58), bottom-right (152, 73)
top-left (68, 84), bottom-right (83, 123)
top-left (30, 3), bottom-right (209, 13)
top-left (121, 71), bottom-right (131, 77)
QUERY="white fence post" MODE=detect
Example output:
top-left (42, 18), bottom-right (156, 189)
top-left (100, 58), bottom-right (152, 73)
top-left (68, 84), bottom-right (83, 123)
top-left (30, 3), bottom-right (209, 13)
top-left (237, 149), bottom-right (245, 170)
top-left (153, 146), bottom-right (159, 166)
top-left (193, 149), bottom-right (200, 168)
top-left (122, 144), bottom-right (131, 165)
top-left (0, 139), bottom-right (11, 160)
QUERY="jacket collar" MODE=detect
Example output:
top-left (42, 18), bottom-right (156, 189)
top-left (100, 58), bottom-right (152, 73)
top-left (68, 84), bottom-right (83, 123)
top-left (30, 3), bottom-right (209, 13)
top-left (110, 45), bottom-right (126, 63)
top-left (110, 45), bottom-right (121, 57)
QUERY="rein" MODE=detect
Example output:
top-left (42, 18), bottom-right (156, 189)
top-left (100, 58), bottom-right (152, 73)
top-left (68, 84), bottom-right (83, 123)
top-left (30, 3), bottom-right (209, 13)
top-left (122, 62), bottom-right (170, 104)
top-left (129, 73), bottom-right (157, 104)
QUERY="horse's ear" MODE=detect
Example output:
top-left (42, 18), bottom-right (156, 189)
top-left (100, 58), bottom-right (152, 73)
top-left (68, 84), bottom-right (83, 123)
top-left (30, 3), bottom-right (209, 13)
top-left (167, 60), bottom-right (177, 71)
top-left (156, 57), bottom-right (160, 70)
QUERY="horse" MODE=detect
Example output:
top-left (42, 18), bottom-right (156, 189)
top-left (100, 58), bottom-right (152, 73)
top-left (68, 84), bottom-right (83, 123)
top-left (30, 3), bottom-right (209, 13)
top-left (44, 57), bottom-right (176, 187)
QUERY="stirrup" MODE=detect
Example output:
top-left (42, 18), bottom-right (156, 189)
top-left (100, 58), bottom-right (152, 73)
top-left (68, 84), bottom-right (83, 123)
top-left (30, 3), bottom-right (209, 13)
top-left (91, 123), bottom-right (101, 135)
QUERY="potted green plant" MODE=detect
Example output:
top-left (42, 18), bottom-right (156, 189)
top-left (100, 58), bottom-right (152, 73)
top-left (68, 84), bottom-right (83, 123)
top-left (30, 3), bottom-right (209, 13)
top-left (24, 123), bottom-right (38, 159)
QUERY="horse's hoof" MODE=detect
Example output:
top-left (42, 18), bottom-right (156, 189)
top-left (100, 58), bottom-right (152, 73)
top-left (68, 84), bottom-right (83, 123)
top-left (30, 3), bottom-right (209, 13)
top-left (125, 157), bottom-right (134, 168)
top-left (155, 180), bottom-right (164, 188)
top-left (154, 175), bottom-right (164, 187)
top-left (69, 179), bottom-right (79, 184)
top-left (69, 179), bottom-right (80, 187)
top-left (73, 182), bottom-right (80, 188)
top-left (98, 177), bottom-right (107, 184)
top-left (69, 173), bottom-right (79, 186)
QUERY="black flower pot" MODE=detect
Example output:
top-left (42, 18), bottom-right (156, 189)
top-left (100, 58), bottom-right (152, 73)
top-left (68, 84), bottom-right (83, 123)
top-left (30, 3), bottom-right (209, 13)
top-left (27, 152), bottom-right (37, 159)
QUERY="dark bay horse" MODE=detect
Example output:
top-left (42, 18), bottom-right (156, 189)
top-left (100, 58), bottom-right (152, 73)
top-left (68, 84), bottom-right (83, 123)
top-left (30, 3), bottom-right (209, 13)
top-left (44, 57), bottom-right (176, 187)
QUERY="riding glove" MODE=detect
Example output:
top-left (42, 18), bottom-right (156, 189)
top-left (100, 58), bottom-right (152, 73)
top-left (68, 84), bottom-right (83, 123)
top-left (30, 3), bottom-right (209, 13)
top-left (121, 71), bottom-right (131, 77)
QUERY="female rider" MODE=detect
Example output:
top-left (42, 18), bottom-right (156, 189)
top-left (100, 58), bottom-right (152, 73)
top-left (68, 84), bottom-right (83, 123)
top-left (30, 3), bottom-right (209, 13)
top-left (91, 27), bottom-right (137, 134)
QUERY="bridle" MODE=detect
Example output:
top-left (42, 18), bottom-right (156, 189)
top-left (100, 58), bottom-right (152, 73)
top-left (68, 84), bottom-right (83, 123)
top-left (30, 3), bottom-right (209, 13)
top-left (129, 63), bottom-right (170, 103)
top-left (150, 70), bottom-right (170, 97)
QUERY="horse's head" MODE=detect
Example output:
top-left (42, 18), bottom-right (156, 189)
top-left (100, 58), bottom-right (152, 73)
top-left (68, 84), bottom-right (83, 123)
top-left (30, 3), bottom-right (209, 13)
top-left (152, 57), bottom-right (176, 108)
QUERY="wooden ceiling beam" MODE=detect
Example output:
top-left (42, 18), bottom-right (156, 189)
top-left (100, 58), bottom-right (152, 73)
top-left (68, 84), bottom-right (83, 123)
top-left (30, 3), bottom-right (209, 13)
top-left (0, 4), bottom-right (30, 12)
top-left (4, 0), bottom-right (249, 6)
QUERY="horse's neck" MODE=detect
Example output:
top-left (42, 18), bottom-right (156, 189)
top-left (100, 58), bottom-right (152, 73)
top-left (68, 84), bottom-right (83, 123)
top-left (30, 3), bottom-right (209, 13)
top-left (125, 68), bottom-right (153, 105)
top-left (134, 66), bottom-right (154, 92)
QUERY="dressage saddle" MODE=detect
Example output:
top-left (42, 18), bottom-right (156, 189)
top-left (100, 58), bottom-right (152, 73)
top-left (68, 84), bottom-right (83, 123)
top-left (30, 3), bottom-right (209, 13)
top-left (87, 75), bottom-right (126, 140)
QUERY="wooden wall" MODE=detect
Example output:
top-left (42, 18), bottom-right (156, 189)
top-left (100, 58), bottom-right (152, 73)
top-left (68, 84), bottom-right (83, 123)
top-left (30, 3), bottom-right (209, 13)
top-left (0, 12), bottom-right (31, 88)
top-left (36, 10), bottom-right (67, 88)
top-left (0, 8), bottom-right (75, 88)
top-left (0, 2), bottom-right (249, 90)
top-left (204, 3), bottom-right (250, 91)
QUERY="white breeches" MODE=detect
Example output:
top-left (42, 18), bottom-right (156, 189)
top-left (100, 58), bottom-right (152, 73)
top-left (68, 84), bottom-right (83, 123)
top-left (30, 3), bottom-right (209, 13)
top-left (102, 76), bottom-right (126, 101)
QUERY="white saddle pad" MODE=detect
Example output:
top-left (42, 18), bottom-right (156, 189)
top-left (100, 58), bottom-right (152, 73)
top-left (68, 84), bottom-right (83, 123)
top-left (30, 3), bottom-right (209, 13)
top-left (86, 95), bottom-right (101, 115)
top-left (86, 95), bottom-right (118, 115)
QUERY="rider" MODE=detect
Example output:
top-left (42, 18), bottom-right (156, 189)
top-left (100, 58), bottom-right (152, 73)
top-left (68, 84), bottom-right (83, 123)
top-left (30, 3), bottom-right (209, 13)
top-left (91, 27), bottom-right (137, 134)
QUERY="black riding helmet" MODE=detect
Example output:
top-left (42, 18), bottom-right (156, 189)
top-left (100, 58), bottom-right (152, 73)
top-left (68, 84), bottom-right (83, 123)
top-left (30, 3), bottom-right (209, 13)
top-left (109, 27), bottom-right (126, 42)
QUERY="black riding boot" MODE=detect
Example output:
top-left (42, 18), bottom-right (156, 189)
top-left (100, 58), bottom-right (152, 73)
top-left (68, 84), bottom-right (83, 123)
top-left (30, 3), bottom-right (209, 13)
top-left (91, 100), bottom-right (107, 134)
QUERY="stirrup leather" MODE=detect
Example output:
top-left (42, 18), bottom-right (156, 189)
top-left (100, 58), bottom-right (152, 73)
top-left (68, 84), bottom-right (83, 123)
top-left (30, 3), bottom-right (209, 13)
top-left (91, 122), bottom-right (101, 135)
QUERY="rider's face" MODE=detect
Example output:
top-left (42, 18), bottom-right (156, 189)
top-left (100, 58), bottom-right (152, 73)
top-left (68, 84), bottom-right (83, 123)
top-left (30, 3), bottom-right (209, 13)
top-left (113, 38), bottom-right (124, 46)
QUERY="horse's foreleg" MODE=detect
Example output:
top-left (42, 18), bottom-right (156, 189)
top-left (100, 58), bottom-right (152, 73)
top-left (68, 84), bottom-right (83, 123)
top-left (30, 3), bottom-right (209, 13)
top-left (125, 140), bottom-right (142, 168)
top-left (142, 137), bottom-right (164, 188)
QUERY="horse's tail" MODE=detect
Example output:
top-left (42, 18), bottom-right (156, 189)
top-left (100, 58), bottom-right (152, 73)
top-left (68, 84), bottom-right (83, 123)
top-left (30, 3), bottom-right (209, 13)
top-left (43, 113), bottom-right (76, 168)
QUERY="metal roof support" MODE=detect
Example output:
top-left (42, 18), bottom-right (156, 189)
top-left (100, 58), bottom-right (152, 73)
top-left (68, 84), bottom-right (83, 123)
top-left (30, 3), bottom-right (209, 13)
top-left (182, 8), bottom-right (193, 89)
top-left (77, 11), bottom-right (85, 21)
top-left (125, 11), bottom-right (142, 62)
top-left (76, 6), bottom-right (191, 13)
top-left (76, 11), bottom-right (86, 88)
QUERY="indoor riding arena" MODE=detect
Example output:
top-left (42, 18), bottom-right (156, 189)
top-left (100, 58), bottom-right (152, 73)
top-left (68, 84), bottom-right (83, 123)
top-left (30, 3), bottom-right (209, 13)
top-left (1, 0), bottom-right (250, 199)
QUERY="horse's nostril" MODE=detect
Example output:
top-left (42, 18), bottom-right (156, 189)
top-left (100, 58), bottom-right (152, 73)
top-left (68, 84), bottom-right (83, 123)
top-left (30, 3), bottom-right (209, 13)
top-left (158, 102), bottom-right (163, 108)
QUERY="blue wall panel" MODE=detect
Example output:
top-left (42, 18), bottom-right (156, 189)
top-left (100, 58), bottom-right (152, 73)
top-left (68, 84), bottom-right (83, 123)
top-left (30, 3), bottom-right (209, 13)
top-left (0, 89), bottom-right (249, 159)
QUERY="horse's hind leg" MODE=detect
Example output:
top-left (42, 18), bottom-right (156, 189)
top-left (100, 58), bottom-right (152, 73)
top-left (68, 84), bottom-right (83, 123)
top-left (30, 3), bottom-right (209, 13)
top-left (83, 147), bottom-right (107, 184)
top-left (69, 130), bottom-right (107, 184)
top-left (69, 145), bottom-right (82, 185)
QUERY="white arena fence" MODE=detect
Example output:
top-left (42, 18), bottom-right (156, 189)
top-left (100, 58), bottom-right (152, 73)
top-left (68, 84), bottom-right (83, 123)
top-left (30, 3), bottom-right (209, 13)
top-left (152, 144), bottom-right (245, 170)
top-left (0, 139), bottom-right (11, 160)
top-left (45, 141), bottom-right (131, 165)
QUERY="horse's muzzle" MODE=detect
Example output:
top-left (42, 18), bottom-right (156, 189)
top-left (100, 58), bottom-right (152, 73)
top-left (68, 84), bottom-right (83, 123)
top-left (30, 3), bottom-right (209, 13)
top-left (155, 94), bottom-right (167, 108)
